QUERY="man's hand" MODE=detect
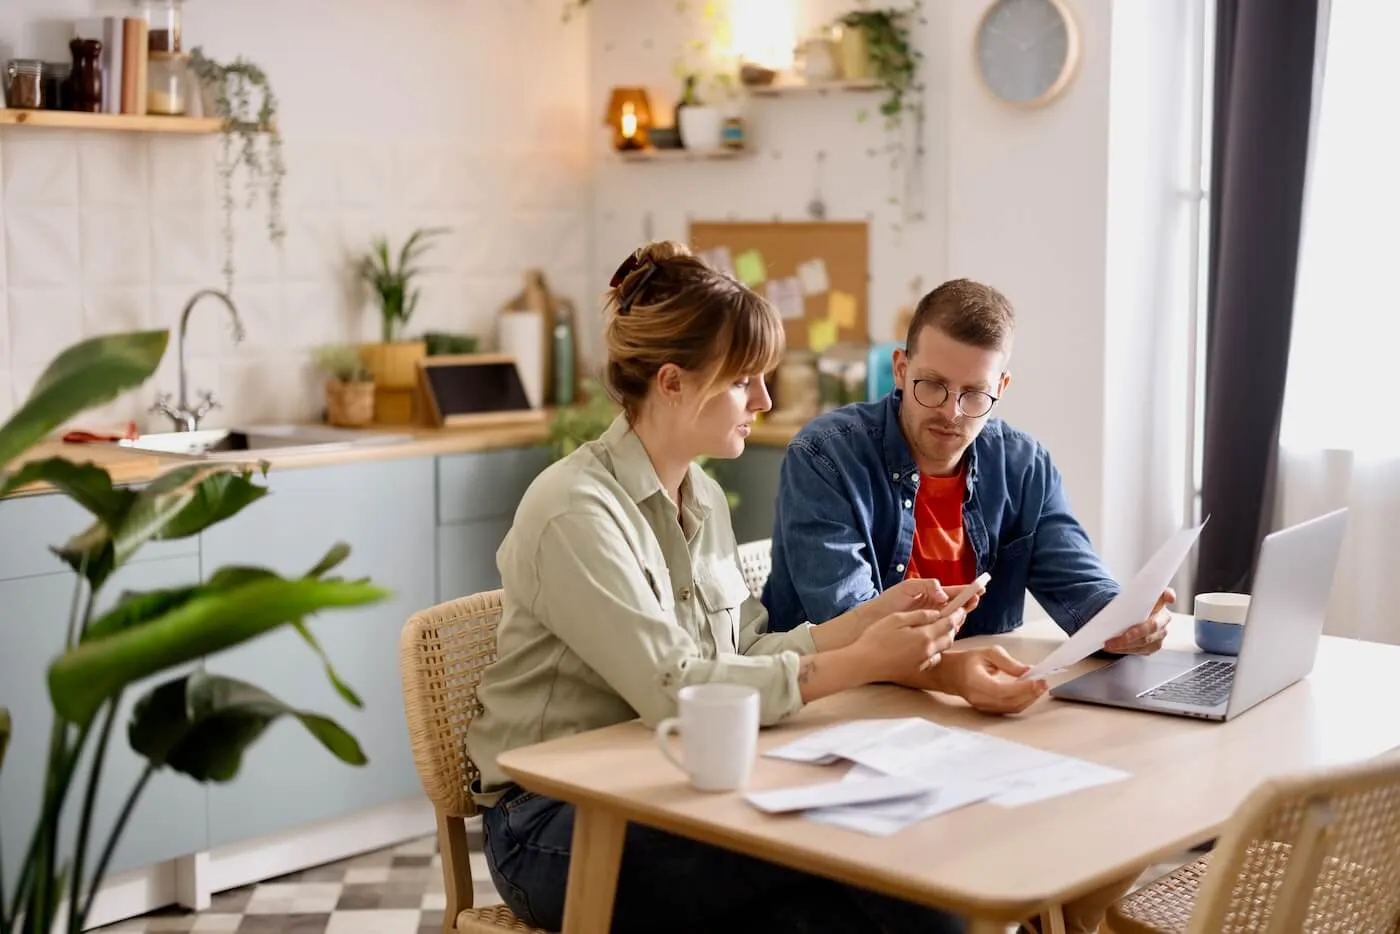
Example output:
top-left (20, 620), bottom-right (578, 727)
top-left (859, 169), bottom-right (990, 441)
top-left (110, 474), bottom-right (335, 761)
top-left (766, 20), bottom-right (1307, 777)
top-left (815, 577), bottom-right (984, 654)
top-left (1103, 587), bottom-right (1175, 655)
top-left (903, 646), bottom-right (1049, 715)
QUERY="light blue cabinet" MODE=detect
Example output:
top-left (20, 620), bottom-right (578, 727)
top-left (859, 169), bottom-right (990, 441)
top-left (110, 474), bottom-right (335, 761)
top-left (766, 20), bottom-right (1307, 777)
top-left (434, 447), bottom-right (550, 603)
top-left (0, 493), bottom-right (206, 897)
top-left (198, 457), bottom-right (437, 848)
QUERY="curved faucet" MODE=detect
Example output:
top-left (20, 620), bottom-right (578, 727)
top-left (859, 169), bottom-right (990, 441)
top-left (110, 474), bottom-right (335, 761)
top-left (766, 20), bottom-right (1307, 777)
top-left (150, 288), bottom-right (246, 432)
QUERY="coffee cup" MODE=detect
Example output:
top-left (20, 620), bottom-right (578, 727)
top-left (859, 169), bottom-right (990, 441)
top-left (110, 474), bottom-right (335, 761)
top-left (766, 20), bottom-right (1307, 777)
top-left (1194, 592), bottom-right (1250, 656)
top-left (654, 684), bottom-right (759, 792)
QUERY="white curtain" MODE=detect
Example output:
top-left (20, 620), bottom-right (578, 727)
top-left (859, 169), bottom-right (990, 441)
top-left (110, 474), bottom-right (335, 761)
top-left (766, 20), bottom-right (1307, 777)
top-left (1277, 0), bottom-right (1400, 643)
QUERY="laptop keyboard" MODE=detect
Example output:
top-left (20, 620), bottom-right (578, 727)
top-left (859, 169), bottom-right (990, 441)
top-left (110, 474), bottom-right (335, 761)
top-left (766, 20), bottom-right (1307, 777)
top-left (1140, 659), bottom-right (1236, 706)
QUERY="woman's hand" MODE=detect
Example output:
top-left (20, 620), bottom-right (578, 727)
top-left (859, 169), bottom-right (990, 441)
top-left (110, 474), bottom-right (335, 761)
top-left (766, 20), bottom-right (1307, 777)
top-left (848, 608), bottom-right (960, 684)
top-left (811, 577), bottom-right (984, 653)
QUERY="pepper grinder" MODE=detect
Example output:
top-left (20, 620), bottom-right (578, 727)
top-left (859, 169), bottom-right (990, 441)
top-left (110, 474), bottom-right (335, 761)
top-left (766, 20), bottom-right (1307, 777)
top-left (67, 38), bottom-right (103, 112)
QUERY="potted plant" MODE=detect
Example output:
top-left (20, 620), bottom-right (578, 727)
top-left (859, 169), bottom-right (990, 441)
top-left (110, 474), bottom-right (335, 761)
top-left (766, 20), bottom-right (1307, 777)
top-left (355, 227), bottom-right (448, 424)
top-left (188, 48), bottom-right (285, 295)
top-left (313, 343), bottom-right (376, 427)
top-left (0, 330), bottom-right (385, 934)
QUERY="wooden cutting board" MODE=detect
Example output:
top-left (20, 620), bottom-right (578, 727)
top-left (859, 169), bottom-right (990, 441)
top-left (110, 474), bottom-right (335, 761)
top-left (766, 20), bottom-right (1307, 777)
top-left (5, 441), bottom-right (165, 493)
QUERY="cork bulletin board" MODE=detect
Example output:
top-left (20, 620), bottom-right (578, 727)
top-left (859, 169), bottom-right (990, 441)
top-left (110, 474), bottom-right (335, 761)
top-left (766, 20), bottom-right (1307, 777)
top-left (687, 221), bottom-right (869, 353)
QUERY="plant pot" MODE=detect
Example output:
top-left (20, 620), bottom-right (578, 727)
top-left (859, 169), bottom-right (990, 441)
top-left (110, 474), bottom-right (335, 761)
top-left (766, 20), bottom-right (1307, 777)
top-left (325, 379), bottom-right (375, 427)
top-left (359, 340), bottom-right (425, 390)
top-left (838, 25), bottom-right (872, 79)
top-left (678, 105), bottom-right (723, 151)
top-left (359, 340), bottom-right (426, 425)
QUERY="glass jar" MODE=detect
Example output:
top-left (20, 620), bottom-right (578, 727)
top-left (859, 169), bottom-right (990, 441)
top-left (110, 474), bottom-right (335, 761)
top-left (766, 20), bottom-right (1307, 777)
top-left (143, 0), bottom-right (184, 53)
top-left (43, 61), bottom-right (71, 110)
top-left (147, 51), bottom-right (189, 115)
top-left (5, 59), bottom-right (46, 109)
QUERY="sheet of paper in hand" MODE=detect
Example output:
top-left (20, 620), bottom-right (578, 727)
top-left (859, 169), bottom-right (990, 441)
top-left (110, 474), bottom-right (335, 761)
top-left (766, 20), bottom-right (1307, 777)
top-left (1020, 518), bottom-right (1207, 681)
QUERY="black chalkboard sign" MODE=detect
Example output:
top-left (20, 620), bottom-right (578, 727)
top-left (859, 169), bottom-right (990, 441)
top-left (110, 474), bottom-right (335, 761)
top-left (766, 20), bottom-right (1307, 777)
top-left (416, 354), bottom-right (547, 428)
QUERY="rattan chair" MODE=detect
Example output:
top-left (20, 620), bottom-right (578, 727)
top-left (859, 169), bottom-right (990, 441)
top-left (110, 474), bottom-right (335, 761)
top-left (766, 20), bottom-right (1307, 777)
top-left (736, 537), bottom-right (772, 600)
top-left (399, 591), bottom-right (544, 934)
top-left (1105, 754), bottom-right (1400, 934)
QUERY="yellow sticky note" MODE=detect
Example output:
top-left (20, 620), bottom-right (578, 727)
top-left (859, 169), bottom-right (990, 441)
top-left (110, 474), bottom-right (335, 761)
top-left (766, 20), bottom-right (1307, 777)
top-left (734, 249), bottom-right (766, 287)
top-left (828, 290), bottom-right (856, 329)
top-left (809, 318), bottom-right (837, 353)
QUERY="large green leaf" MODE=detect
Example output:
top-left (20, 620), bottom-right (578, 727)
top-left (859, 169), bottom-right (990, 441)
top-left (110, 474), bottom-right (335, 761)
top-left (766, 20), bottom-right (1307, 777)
top-left (78, 545), bottom-right (365, 708)
top-left (128, 671), bottom-right (366, 782)
top-left (0, 706), bottom-right (10, 772)
top-left (0, 456), bottom-right (136, 515)
top-left (0, 330), bottom-right (168, 470)
top-left (56, 463), bottom-right (267, 588)
top-left (204, 545), bottom-right (364, 708)
top-left (49, 576), bottom-right (389, 726)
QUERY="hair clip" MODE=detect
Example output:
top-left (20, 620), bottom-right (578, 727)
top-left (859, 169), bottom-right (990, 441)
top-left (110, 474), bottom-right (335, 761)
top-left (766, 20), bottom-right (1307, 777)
top-left (610, 251), bottom-right (642, 287)
top-left (615, 259), bottom-right (659, 314)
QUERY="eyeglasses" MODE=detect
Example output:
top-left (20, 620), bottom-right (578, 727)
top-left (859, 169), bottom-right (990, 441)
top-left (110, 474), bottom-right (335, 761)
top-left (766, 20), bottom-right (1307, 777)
top-left (911, 379), bottom-right (999, 418)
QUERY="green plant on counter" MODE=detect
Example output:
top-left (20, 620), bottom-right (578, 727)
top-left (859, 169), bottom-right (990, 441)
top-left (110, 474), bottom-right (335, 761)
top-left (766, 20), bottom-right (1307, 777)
top-left (358, 227), bottom-right (450, 344)
top-left (0, 331), bottom-right (387, 934)
top-left (189, 48), bottom-right (285, 295)
top-left (312, 343), bottom-right (373, 383)
top-left (548, 378), bottom-right (740, 509)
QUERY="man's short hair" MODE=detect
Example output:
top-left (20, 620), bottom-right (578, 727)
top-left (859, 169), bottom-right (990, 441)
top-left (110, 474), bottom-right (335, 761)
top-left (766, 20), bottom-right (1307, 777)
top-left (905, 278), bottom-right (1015, 356)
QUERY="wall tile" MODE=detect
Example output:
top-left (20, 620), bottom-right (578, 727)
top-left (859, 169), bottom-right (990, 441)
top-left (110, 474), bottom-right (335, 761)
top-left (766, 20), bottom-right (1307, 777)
top-left (80, 206), bottom-right (151, 286)
top-left (336, 145), bottom-right (396, 208)
top-left (4, 206), bottom-right (80, 287)
top-left (151, 204), bottom-right (220, 286)
top-left (0, 369), bottom-right (13, 422)
top-left (2, 134), bottom-right (79, 207)
top-left (79, 137), bottom-right (150, 207)
top-left (148, 136), bottom-right (219, 206)
top-left (83, 286), bottom-right (152, 336)
top-left (8, 287), bottom-right (84, 368)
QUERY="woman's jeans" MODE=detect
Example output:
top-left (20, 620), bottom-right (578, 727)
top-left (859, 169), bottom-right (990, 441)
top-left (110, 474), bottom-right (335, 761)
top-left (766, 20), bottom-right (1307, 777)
top-left (481, 784), bottom-right (969, 934)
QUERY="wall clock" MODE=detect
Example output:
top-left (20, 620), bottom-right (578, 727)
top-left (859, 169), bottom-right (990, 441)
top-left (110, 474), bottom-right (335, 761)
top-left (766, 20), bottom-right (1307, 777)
top-left (974, 0), bottom-right (1081, 108)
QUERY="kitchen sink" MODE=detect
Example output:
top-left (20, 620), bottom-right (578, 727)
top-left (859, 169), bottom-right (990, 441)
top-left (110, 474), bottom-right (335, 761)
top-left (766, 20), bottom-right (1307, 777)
top-left (117, 424), bottom-right (416, 460)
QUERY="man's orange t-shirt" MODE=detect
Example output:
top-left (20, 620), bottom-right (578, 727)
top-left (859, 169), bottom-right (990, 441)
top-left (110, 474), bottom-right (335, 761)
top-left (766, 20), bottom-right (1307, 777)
top-left (904, 467), bottom-right (977, 587)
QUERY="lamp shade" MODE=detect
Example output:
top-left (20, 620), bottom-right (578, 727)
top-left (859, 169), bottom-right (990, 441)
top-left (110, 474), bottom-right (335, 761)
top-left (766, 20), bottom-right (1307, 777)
top-left (603, 86), bottom-right (653, 150)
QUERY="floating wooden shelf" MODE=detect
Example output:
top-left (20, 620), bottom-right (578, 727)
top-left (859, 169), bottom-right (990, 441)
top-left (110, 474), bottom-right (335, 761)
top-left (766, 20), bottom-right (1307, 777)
top-left (617, 147), bottom-right (749, 163)
top-left (746, 78), bottom-right (883, 97)
top-left (0, 109), bottom-right (224, 134)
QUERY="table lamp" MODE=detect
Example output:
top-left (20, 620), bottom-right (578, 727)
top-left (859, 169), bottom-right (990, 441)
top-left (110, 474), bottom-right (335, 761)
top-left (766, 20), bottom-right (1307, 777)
top-left (604, 86), bottom-right (652, 151)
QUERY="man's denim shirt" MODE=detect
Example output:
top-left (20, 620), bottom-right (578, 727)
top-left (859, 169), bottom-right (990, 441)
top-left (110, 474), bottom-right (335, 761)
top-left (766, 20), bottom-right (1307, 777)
top-left (762, 391), bottom-right (1120, 638)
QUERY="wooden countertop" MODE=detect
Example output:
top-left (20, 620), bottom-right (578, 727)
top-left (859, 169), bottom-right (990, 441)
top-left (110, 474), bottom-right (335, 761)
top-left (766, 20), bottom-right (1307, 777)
top-left (3, 415), bottom-right (802, 496)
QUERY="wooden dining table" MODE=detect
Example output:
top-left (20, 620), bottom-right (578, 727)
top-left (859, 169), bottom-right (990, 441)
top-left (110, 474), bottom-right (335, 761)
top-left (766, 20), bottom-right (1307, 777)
top-left (497, 615), bottom-right (1400, 933)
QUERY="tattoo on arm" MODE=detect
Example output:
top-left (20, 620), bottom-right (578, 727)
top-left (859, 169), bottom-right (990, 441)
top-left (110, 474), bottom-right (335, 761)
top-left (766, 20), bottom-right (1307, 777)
top-left (798, 658), bottom-right (817, 685)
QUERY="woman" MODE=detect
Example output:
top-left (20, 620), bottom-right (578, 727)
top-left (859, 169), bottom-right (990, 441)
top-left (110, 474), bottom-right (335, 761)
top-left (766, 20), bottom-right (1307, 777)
top-left (467, 240), bottom-right (972, 933)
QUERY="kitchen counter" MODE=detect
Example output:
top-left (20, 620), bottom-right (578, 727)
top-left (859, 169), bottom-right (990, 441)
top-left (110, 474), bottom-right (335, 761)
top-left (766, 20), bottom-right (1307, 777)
top-left (3, 414), bottom-right (802, 495)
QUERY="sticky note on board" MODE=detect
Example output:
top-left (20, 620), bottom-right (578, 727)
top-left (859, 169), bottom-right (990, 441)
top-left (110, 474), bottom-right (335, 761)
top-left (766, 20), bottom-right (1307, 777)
top-left (797, 258), bottom-right (830, 296)
top-left (809, 318), bottom-right (837, 353)
top-left (828, 290), bottom-right (857, 329)
top-left (765, 276), bottom-right (805, 319)
top-left (734, 249), bottom-right (766, 286)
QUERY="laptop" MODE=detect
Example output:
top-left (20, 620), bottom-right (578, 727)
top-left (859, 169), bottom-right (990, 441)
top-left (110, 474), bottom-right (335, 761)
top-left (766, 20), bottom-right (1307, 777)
top-left (1051, 507), bottom-right (1349, 722)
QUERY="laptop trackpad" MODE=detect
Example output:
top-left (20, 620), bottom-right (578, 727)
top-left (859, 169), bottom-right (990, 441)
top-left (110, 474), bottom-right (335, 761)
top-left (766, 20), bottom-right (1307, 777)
top-left (1057, 650), bottom-right (1220, 702)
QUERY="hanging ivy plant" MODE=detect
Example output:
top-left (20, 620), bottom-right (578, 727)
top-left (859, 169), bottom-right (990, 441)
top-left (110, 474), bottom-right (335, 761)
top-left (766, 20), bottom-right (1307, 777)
top-left (840, 6), bottom-right (922, 129)
top-left (189, 48), bottom-right (286, 295)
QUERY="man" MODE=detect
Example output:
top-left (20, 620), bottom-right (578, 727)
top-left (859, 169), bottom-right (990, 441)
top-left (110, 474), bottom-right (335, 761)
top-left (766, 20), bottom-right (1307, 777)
top-left (765, 279), bottom-right (1167, 934)
top-left (763, 278), bottom-right (1173, 716)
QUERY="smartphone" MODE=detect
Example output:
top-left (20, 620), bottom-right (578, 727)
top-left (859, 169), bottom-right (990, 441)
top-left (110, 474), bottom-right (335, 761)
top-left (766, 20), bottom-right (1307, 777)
top-left (938, 572), bottom-right (991, 625)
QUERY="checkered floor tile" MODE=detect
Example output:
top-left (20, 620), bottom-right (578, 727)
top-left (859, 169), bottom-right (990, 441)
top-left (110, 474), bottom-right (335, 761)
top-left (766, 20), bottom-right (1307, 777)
top-left (93, 824), bottom-right (502, 933)
top-left (91, 820), bottom-right (1197, 933)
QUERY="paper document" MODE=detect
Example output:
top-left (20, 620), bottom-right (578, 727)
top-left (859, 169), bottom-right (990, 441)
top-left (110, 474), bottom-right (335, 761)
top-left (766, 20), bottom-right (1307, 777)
top-left (745, 773), bottom-right (931, 814)
top-left (755, 718), bottom-right (1132, 835)
top-left (1021, 519), bottom-right (1207, 681)
top-left (803, 764), bottom-right (999, 836)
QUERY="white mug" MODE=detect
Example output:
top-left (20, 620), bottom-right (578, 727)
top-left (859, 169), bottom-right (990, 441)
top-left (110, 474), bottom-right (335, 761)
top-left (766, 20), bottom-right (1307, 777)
top-left (654, 684), bottom-right (759, 792)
